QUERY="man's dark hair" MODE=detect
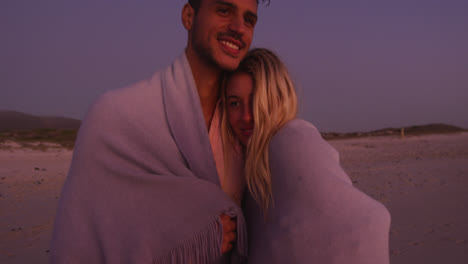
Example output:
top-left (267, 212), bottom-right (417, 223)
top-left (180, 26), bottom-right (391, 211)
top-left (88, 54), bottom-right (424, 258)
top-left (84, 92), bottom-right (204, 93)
top-left (188, 0), bottom-right (270, 12)
top-left (188, 0), bottom-right (202, 11)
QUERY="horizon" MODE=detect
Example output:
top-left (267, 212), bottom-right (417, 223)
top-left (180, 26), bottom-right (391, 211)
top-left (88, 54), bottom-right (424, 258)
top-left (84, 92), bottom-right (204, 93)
top-left (2, 0), bottom-right (467, 133)
top-left (1, 109), bottom-right (466, 134)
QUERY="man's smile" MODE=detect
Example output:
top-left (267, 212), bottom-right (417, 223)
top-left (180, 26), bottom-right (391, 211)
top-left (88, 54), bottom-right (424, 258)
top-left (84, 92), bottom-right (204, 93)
top-left (220, 40), bottom-right (239, 50)
top-left (218, 34), bottom-right (244, 56)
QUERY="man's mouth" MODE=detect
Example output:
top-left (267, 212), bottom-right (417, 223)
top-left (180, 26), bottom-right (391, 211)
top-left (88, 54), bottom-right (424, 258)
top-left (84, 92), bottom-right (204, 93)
top-left (218, 35), bottom-right (244, 56)
top-left (220, 40), bottom-right (239, 50)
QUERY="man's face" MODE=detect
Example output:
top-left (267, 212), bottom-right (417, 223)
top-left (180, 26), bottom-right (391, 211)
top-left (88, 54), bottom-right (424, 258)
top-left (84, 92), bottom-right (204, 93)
top-left (188, 0), bottom-right (258, 71)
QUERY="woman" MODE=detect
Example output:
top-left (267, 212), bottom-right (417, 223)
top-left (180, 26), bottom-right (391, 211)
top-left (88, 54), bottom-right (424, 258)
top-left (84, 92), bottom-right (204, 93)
top-left (221, 48), bottom-right (297, 216)
top-left (221, 48), bottom-right (391, 263)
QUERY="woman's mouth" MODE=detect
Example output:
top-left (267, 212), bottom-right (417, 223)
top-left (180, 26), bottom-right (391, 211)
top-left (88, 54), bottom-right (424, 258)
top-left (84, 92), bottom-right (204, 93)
top-left (241, 128), bottom-right (253, 137)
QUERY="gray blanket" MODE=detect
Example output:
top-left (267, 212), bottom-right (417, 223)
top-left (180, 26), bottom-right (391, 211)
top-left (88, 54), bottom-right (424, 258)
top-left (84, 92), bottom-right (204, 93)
top-left (51, 53), bottom-right (247, 263)
top-left (245, 119), bottom-right (391, 263)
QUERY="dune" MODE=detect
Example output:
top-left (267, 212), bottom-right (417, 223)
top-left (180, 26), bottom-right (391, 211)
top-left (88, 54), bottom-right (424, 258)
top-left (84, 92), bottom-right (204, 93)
top-left (0, 110), bottom-right (80, 149)
top-left (0, 111), bottom-right (81, 131)
top-left (321, 123), bottom-right (467, 140)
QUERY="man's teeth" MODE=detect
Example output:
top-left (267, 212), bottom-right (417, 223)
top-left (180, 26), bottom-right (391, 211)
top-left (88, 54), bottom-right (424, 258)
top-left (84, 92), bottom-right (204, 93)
top-left (221, 40), bottom-right (239, 50)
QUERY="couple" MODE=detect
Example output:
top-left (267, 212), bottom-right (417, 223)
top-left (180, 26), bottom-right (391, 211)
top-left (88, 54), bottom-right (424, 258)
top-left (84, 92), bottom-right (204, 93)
top-left (51, 0), bottom-right (390, 263)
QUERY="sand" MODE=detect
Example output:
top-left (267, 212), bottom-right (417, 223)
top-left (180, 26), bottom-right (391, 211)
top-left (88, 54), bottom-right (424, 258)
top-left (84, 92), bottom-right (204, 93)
top-left (1, 133), bottom-right (467, 263)
top-left (328, 132), bottom-right (468, 263)
top-left (0, 144), bottom-right (72, 264)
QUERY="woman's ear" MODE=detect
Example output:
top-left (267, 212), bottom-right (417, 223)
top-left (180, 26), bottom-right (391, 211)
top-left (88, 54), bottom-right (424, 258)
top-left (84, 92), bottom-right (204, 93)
top-left (182, 3), bottom-right (195, 31)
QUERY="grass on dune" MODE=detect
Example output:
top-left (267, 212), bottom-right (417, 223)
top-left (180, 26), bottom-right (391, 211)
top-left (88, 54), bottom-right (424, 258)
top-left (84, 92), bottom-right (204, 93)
top-left (0, 128), bottom-right (78, 149)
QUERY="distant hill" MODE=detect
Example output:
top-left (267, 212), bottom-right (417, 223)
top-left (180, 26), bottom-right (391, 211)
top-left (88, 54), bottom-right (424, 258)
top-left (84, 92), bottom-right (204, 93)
top-left (321, 123), bottom-right (467, 140)
top-left (0, 110), bottom-right (81, 131)
top-left (0, 111), bottom-right (466, 148)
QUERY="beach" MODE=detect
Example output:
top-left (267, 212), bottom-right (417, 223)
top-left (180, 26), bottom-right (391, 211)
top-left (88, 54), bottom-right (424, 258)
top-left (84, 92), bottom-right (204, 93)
top-left (0, 144), bottom-right (72, 264)
top-left (1, 132), bottom-right (468, 263)
top-left (329, 132), bottom-right (468, 263)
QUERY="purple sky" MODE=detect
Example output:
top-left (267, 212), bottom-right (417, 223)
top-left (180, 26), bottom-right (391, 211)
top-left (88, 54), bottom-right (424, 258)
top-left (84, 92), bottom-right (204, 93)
top-left (2, 0), bottom-right (467, 132)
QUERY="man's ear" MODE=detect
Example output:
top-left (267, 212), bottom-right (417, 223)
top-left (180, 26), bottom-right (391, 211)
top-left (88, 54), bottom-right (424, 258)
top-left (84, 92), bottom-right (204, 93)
top-left (182, 3), bottom-right (195, 31)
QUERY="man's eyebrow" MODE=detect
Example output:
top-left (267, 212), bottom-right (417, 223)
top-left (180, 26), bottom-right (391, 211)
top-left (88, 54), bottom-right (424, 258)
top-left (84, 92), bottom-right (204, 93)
top-left (245, 11), bottom-right (258, 22)
top-left (214, 0), bottom-right (258, 20)
top-left (214, 0), bottom-right (235, 8)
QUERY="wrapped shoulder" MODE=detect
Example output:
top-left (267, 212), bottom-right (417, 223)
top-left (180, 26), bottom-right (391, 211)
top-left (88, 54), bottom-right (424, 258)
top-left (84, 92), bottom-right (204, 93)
top-left (269, 119), bottom-right (339, 164)
top-left (272, 119), bottom-right (320, 141)
top-left (82, 76), bottom-right (165, 133)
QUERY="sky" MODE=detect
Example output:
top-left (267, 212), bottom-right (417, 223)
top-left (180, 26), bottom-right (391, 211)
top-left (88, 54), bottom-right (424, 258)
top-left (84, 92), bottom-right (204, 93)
top-left (1, 0), bottom-right (467, 132)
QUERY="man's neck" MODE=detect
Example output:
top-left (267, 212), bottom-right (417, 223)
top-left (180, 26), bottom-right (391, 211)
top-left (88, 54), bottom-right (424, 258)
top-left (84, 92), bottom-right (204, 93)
top-left (185, 49), bottom-right (222, 130)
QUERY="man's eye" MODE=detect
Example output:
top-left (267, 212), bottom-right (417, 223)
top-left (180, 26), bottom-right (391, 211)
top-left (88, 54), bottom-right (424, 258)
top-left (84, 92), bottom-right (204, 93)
top-left (218, 8), bottom-right (229, 15)
top-left (244, 16), bottom-right (256, 27)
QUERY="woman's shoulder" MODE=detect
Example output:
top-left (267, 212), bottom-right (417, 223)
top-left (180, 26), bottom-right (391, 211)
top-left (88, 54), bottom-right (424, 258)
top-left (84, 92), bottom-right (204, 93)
top-left (269, 118), bottom-right (340, 163)
top-left (279, 118), bottom-right (318, 131)
top-left (271, 119), bottom-right (323, 145)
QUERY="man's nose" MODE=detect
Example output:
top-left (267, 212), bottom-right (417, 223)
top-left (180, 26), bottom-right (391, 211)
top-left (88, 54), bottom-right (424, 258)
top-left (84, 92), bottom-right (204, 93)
top-left (229, 15), bottom-right (245, 35)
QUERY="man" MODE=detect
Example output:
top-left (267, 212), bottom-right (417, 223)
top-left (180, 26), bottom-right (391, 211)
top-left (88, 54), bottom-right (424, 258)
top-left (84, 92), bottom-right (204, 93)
top-left (181, 0), bottom-right (259, 255)
top-left (51, 0), bottom-right (263, 263)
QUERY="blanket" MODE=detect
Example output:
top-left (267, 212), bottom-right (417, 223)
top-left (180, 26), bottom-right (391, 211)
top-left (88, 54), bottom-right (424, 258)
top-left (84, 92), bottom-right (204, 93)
top-left (51, 53), bottom-right (247, 263)
top-left (244, 119), bottom-right (391, 263)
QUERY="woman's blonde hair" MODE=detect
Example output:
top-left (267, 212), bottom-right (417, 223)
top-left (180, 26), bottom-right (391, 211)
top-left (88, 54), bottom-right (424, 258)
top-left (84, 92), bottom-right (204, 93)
top-left (221, 48), bottom-right (298, 216)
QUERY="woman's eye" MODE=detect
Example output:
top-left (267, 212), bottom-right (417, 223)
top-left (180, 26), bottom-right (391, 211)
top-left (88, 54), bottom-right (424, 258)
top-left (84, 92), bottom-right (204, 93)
top-left (229, 101), bottom-right (240, 107)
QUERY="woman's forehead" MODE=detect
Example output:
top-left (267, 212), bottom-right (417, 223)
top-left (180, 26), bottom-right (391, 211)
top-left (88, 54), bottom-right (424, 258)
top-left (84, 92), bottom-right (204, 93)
top-left (227, 72), bottom-right (253, 93)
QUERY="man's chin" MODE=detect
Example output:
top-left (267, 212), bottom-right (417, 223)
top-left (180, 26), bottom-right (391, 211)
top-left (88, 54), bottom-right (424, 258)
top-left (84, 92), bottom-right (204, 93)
top-left (217, 58), bottom-right (242, 71)
top-left (214, 50), bottom-right (248, 71)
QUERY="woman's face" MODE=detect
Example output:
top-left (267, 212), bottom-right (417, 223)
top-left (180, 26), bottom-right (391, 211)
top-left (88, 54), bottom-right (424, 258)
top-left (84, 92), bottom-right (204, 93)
top-left (226, 72), bottom-right (254, 147)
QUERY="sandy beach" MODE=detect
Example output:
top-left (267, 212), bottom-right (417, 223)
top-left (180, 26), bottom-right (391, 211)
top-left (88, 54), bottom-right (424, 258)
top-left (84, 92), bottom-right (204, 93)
top-left (0, 144), bottom-right (72, 264)
top-left (329, 132), bottom-right (468, 264)
top-left (1, 132), bottom-right (467, 263)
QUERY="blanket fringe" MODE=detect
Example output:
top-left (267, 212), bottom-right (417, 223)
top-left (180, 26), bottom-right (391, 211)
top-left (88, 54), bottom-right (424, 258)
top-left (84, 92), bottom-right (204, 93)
top-left (154, 209), bottom-right (248, 264)
top-left (154, 216), bottom-right (223, 264)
